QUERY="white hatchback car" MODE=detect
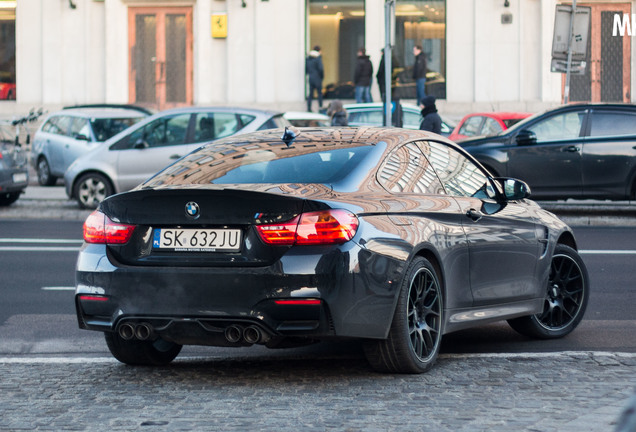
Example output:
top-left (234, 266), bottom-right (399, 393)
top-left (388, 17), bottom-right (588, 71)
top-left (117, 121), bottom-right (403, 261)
top-left (31, 105), bottom-right (150, 186)
top-left (64, 106), bottom-right (291, 209)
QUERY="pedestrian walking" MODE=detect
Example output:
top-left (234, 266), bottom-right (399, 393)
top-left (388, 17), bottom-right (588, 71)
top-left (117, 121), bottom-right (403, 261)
top-left (354, 48), bottom-right (373, 103)
top-left (327, 100), bottom-right (348, 126)
top-left (419, 96), bottom-right (442, 134)
top-left (412, 45), bottom-right (427, 106)
top-left (306, 45), bottom-right (324, 112)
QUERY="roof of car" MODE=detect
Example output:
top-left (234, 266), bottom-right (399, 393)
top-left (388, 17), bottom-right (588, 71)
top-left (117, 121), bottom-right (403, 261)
top-left (150, 106), bottom-right (285, 117)
top-left (343, 102), bottom-right (420, 112)
top-left (284, 111), bottom-right (330, 120)
top-left (55, 106), bottom-right (149, 119)
top-left (460, 112), bottom-right (532, 121)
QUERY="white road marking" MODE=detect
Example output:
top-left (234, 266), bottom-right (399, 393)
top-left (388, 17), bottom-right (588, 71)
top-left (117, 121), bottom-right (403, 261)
top-left (580, 250), bottom-right (636, 255)
top-left (41, 286), bottom-right (75, 291)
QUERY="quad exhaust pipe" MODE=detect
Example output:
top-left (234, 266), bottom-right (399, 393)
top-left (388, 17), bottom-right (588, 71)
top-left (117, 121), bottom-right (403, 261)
top-left (118, 322), bottom-right (154, 341)
top-left (118, 321), bottom-right (267, 344)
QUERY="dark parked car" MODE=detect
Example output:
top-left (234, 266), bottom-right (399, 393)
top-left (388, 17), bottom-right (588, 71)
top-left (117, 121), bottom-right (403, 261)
top-left (459, 103), bottom-right (636, 200)
top-left (75, 126), bottom-right (589, 373)
top-left (0, 120), bottom-right (28, 206)
top-left (0, 141), bottom-right (28, 206)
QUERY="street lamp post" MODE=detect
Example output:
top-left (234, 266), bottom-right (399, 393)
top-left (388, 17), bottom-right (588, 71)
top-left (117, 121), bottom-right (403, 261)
top-left (383, 0), bottom-right (395, 127)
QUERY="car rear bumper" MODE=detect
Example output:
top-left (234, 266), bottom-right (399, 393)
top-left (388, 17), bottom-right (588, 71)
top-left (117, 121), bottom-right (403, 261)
top-left (0, 167), bottom-right (28, 193)
top-left (75, 242), bottom-right (405, 345)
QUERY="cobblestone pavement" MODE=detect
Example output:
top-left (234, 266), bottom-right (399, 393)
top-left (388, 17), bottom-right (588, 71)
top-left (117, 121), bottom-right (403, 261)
top-left (1, 351), bottom-right (635, 432)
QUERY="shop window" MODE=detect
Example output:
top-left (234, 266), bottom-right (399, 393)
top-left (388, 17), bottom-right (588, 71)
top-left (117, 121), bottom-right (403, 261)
top-left (0, 1), bottom-right (16, 100)
top-left (393, 1), bottom-right (446, 100)
top-left (307, 0), bottom-right (365, 100)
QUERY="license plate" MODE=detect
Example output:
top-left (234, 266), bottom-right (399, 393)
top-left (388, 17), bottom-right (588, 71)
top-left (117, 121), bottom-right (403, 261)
top-left (12, 172), bottom-right (27, 184)
top-left (153, 228), bottom-right (242, 252)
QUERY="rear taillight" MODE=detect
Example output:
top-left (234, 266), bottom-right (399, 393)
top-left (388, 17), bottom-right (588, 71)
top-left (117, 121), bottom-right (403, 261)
top-left (256, 209), bottom-right (358, 246)
top-left (83, 210), bottom-right (137, 244)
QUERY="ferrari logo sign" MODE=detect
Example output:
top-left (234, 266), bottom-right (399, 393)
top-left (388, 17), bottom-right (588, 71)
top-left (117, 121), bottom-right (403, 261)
top-left (211, 13), bottom-right (227, 39)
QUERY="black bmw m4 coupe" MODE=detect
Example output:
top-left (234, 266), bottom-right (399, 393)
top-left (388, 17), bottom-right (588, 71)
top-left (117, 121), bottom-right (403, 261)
top-left (75, 126), bottom-right (589, 373)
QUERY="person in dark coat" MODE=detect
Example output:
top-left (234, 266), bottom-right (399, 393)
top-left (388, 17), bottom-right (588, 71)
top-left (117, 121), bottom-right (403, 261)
top-left (354, 48), bottom-right (373, 103)
top-left (412, 45), bottom-right (427, 106)
top-left (377, 49), bottom-right (400, 102)
top-left (305, 46), bottom-right (324, 112)
top-left (327, 100), bottom-right (348, 126)
top-left (419, 96), bottom-right (442, 134)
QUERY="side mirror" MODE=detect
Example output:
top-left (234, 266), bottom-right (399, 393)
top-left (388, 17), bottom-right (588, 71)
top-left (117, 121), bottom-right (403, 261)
top-left (497, 178), bottom-right (531, 201)
top-left (516, 130), bottom-right (537, 146)
top-left (75, 134), bottom-right (90, 142)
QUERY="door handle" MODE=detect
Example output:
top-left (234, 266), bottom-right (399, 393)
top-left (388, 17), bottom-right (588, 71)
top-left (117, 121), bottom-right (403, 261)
top-left (466, 208), bottom-right (483, 222)
top-left (170, 154), bottom-right (182, 160)
top-left (562, 146), bottom-right (580, 153)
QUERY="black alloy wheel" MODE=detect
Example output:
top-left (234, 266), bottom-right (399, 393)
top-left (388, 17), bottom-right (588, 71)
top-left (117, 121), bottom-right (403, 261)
top-left (364, 256), bottom-right (443, 374)
top-left (37, 157), bottom-right (57, 186)
top-left (104, 332), bottom-right (182, 366)
top-left (508, 244), bottom-right (589, 339)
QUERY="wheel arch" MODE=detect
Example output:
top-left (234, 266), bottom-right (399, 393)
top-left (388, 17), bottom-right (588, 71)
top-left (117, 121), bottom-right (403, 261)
top-left (556, 231), bottom-right (578, 251)
top-left (412, 247), bottom-right (446, 307)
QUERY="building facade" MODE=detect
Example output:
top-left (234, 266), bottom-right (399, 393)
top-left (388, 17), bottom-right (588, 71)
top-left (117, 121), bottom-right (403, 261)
top-left (0, 0), bottom-right (634, 118)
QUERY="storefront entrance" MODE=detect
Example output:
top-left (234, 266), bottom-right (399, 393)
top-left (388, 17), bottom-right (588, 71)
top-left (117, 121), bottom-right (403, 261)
top-left (128, 7), bottom-right (193, 110)
top-left (569, 3), bottom-right (631, 102)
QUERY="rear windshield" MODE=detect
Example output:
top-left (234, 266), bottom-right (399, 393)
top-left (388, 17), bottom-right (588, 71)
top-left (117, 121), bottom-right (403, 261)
top-left (145, 143), bottom-right (375, 187)
top-left (91, 117), bottom-right (143, 142)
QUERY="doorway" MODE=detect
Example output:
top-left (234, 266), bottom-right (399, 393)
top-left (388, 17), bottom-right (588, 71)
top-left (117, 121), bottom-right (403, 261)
top-left (569, 3), bottom-right (631, 103)
top-left (128, 7), bottom-right (193, 110)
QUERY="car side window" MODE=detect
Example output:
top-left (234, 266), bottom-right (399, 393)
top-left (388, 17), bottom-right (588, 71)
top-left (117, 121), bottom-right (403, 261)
top-left (42, 116), bottom-right (71, 136)
top-left (69, 117), bottom-right (91, 140)
top-left (482, 117), bottom-right (502, 136)
top-left (458, 116), bottom-right (483, 137)
top-left (426, 141), bottom-right (495, 199)
top-left (589, 112), bottom-right (636, 137)
top-left (193, 113), bottom-right (217, 142)
top-left (527, 111), bottom-right (584, 141)
top-left (378, 142), bottom-right (445, 194)
top-left (128, 113), bottom-right (191, 148)
top-left (214, 113), bottom-right (241, 138)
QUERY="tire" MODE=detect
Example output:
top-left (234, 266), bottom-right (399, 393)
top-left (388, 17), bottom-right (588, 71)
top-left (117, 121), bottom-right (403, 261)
top-left (508, 244), bottom-right (589, 339)
top-left (0, 192), bottom-right (20, 206)
top-left (104, 332), bottom-right (182, 366)
top-left (74, 172), bottom-right (113, 209)
top-left (364, 256), bottom-right (443, 374)
top-left (37, 157), bottom-right (57, 186)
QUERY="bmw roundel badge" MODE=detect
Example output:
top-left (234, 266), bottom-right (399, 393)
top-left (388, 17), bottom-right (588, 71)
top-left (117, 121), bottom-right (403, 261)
top-left (185, 201), bottom-right (200, 219)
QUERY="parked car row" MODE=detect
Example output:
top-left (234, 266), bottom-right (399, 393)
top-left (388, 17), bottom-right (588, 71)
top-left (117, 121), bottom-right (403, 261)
top-left (3, 102), bottom-right (634, 210)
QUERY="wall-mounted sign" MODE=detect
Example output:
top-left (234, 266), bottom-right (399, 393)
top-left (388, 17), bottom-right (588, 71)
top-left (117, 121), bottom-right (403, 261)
top-left (211, 13), bottom-right (227, 39)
